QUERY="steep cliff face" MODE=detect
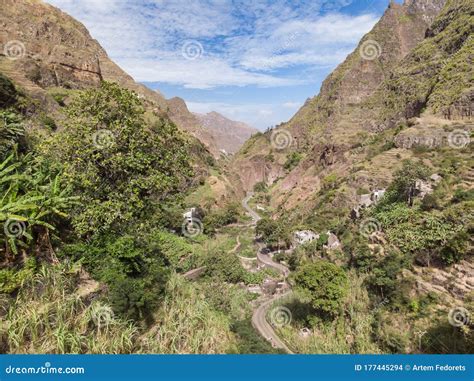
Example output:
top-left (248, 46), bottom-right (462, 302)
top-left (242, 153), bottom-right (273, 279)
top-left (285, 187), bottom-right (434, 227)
top-left (231, 0), bottom-right (454, 195)
top-left (376, 0), bottom-right (473, 123)
top-left (0, 0), bottom-right (252, 158)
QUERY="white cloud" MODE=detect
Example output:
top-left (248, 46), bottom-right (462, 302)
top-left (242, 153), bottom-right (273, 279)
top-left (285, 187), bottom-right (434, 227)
top-left (45, 0), bottom-right (379, 89)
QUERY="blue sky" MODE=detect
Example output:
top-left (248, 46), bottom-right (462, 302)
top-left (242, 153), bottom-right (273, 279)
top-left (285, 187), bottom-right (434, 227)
top-left (46, 0), bottom-right (399, 129)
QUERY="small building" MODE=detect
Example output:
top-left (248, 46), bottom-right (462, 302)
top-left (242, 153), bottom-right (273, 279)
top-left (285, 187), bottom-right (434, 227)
top-left (358, 193), bottom-right (373, 208)
top-left (183, 207), bottom-right (197, 223)
top-left (294, 230), bottom-right (319, 246)
top-left (325, 231), bottom-right (341, 250)
top-left (372, 189), bottom-right (386, 203)
top-left (256, 205), bottom-right (265, 211)
top-left (430, 174), bottom-right (442, 183)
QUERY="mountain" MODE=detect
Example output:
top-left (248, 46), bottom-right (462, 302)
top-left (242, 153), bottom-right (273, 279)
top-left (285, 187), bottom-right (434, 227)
top-left (231, 0), bottom-right (472, 206)
top-left (194, 111), bottom-right (258, 155)
top-left (0, 0), bottom-right (245, 159)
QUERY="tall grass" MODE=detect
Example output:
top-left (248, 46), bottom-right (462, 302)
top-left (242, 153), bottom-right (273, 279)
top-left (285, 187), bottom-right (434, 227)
top-left (141, 274), bottom-right (237, 353)
top-left (1, 264), bottom-right (138, 354)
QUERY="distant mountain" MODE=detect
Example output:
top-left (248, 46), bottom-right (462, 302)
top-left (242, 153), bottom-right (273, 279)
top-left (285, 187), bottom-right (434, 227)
top-left (194, 111), bottom-right (258, 155)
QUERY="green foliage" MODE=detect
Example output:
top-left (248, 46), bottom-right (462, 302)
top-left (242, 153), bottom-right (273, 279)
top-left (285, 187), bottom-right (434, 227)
top-left (293, 261), bottom-right (349, 316)
top-left (203, 203), bottom-right (240, 235)
top-left (253, 181), bottom-right (267, 193)
top-left (41, 81), bottom-right (193, 236)
top-left (452, 188), bottom-right (474, 203)
top-left (284, 152), bottom-right (302, 171)
top-left (1, 264), bottom-right (139, 354)
top-left (322, 173), bottom-right (338, 190)
top-left (0, 73), bottom-right (17, 107)
top-left (0, 150), bottom-right (75, 257)
top-left (0, 257), bottom-right (36, 293)
top-left (204, 250), bottom-right (245, 284)
top-left (381, 160), bottom-right (430, 205)
top-left (256, 217), bottom-right (291, 250)
top-left (230, 319), bottom-right (283, 354)
top-left (0, 110), bottom-right (24, 159)
top-left (39, 114), bottom-right (57, 131)
top-left (61, 233), bottom-right (169, 322)
top-left (440, 230), bottom-right (471, 265)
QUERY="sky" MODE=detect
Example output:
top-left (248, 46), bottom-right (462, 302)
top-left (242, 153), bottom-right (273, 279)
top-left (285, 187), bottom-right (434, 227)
top-left (45, 0), bottom-right (399, 129)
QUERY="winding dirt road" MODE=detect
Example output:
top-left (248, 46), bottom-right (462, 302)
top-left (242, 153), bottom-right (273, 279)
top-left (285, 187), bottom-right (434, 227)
top-left (242, 193), bottom-right (293, 354)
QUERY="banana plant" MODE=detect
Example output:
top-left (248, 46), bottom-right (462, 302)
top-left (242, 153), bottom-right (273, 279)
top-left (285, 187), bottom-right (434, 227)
top-left (0, 147), bottom-right (77, 261)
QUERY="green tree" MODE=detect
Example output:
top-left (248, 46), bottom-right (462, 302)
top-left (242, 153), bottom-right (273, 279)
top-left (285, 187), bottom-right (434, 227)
top-left (256, 217), bottom-right (291, 250)
top-left (41, 81), bottom-right (193, 236)
top-left (293, 261), bottom-right (349, 316)
top-left (383, 160), bottom-right (430, 206)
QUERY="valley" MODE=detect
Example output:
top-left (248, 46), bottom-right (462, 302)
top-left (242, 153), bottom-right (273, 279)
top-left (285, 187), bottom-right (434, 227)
top-left (0, 0), bottom-right (472, 355)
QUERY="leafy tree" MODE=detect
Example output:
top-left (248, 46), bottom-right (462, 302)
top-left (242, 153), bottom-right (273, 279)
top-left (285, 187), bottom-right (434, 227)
top-left (203, 202), bottom-right (240, 234)
top-left (204, 250), bottom-right (245, 283)
top-left (256, 217), bottom-right (291, 250)
top-left (41, 81), bottom-right (193, 236)
top-left (382, 160), bottom-right (430, 206)
top-left (293, 261), bottom-right (348, 316)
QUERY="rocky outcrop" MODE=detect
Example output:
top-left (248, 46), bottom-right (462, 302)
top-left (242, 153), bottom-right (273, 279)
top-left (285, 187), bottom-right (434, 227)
top-left (410, 260), bottom-right (474, 301)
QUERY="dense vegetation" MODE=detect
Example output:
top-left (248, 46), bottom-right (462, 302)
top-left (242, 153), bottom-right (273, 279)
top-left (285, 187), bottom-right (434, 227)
top-left (0, 80), bottom-right (272, 354)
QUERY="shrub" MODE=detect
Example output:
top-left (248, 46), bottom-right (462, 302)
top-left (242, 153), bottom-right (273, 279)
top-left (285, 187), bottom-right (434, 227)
top-left (292, 261), bottom-right (349, 317)
top-left (253, 181), bottom-right (267, 193)
top-left (284, 152), bottom-right (302, 171)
